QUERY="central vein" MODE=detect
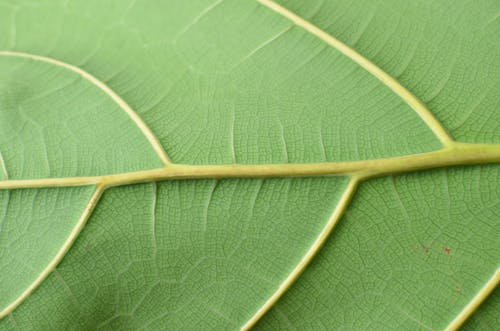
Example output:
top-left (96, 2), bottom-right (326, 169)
top-left (0, 143), bottom-right (499, 190)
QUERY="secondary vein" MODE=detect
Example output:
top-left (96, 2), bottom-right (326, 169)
top-left (0, 50), bottom-right (171, 166)
top-left (241, 176), bottom-right (360, 331)
top-left (255, 0), bottom-right (454, 147)
top-left (445, 269), bottom-right (500, 331)
top-left (0, 151), bottom-right (9, 180)
top-left (0, 185), bottom-right (105, 319)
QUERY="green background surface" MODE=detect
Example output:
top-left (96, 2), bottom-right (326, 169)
top-left (0, 0), bottom-right (498, 330)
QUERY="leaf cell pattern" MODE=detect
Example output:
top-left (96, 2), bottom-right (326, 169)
top-left (0, 0), bottom-right (499, 330)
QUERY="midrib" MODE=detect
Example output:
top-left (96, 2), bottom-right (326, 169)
top-left (0, 0), bottom-right (498, 329)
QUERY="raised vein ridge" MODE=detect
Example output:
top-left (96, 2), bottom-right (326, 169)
top-left (0, 50), bottom-right (171, 166)
top-left (0, 186), bottom-right (104, 319)
top-left (256, 0), bottom-right (454, 147)
top-left (0, 9), bottom-right (498, 328)
top-left (0, 143), bottom-right (499, 190)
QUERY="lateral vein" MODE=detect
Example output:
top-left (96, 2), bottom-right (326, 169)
top-left (255, 0), bottom-right (454, 147)
top-left (0, 5), bottom-right (496, 329)
top-left (445, 268), bottom-right (500, 331)
top-left (241, 176), bottom-right (360, 330)
top-left (0, 185), bottom-right (105, 319)
top-left (0, 50), bottom-right (171, 166)
top-left (0, 151), bottom-right (8, 179)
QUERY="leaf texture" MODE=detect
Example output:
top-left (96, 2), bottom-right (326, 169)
top-left (257, 166), bottom-right (500, 330)
top-left (0, 0), bottom-right (498, 330)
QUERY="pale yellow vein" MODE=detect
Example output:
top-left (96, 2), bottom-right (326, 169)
top-left (1, 143), bottom-right (499, 190)
top-left (0, 185), bottom-right (104, 319)
top-left (445, 268), bottom-right (500, 331)
top-left (0, 151), bottom-right (8, 180)
top-left (256, 0), bottom-right (454, 147)
top-left (0, 50), bottom-right (171, 166)
top-left (0, 22), bottom-right (497, 328)
top-left (241, 176), bottom-right (360, 331)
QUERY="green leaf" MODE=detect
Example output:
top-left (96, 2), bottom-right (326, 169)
top-left (0, 0), bottom-right (498, 330)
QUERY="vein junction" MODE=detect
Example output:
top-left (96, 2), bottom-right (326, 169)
top-left (0, 142), bottom-right (498, 330)
top-left (0, 1), bottom-right (499, 329)
top-left (0, 142), bottom-right (499, 190)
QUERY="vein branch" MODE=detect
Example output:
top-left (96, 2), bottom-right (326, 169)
top-left (0, 50), bottom-right (171, 166)
top-left (0, 185), bottom-right (104, 319)
top-left (256, 0), bottom-right (454, 147)
top-left (0, 20), bottom-right (498, 328)
top-left (445, 268), bottom-right (500, 331)
top-left (0, 151), bottom-right (9, 179)
top-left (241, 176), bottom-right (360, 331)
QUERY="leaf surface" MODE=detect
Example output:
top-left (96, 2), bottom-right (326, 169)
top-left (0, 0), bottom-right (498, 330)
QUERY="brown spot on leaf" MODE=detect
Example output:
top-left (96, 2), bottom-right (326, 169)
top-left (420, 244), bottom-right (431, 254)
